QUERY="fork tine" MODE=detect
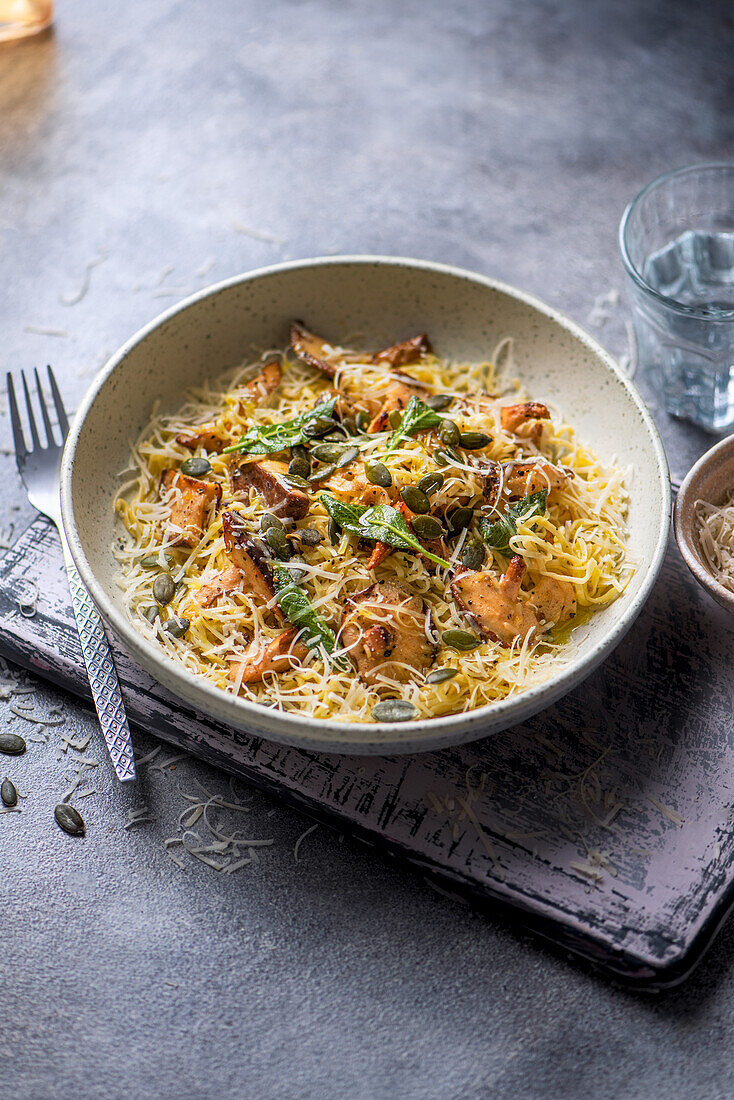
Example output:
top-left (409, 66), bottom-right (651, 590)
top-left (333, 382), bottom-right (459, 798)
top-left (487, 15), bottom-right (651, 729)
top-left (21, 371), bottom-right (41, 450)
top-left (34, 367), bottom-right (55, 447)
top-left (6, 373), bottom-right (27, 460)
top-left (46, 365), bottom-right (69, 438)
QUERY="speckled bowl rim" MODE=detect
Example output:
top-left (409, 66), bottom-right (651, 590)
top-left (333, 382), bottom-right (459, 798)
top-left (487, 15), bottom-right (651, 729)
top-left (60, 256), bottom-right (671, 754)
top-left (673, 435), bottom-right (734, 615)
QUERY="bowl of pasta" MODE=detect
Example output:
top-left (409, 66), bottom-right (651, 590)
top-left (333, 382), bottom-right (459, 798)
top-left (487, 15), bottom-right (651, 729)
top-left (60, 257), bottom-right (670, 753)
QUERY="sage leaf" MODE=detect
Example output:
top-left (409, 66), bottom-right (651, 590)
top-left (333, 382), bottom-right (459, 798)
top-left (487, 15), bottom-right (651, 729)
top-left (223, 397), bottom-right (337, 456)
top-left (320, 494), bottom-right (451, 569)
top-left (273, 563), bottom-right (339, 657)
top-left (385, 396), bottom-right (443, 453)
top-left (480, 489), bottom-right (548, 555)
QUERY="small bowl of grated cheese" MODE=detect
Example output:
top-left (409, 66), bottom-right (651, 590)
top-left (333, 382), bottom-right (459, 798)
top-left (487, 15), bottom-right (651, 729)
top-left (674, 435), bottom-right (734, 616)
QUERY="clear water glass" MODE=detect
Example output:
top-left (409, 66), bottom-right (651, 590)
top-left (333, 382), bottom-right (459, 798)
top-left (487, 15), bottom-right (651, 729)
top-left (619, 163), bottom-right (734, 432)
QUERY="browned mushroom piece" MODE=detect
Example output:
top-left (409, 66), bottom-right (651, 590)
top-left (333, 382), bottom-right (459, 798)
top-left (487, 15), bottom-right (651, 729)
top-left (194, 564), bottom-right (244, 608)
top-left (240, 359), bottom-right (282, 405)
top-left (371, 334), bottom-right (431, 366)
top-left (450, 555), bottom-right (539, 647)
top-left (340, 580), bottom-right (435, 685)
top-left (503, 459), bottom-right (571, 498)
top-left (289, 321), bottom-right (339, 377)
top-left (221, 511), bottom-right (284, 620)
top-left (527, 576), bottom-right (577, 626)
top-left (500, 402), bottom-right (551, 445)
top-left (160, 469), bottom-right (222, 548)
top-left (229, 458), bottom-right (310, 519)
top-left (175, 424), bottom-right (230, 453)
top-left (229, 627), bottom-right (310, 686)
top-left (367, 376), bottom-right (431, 433)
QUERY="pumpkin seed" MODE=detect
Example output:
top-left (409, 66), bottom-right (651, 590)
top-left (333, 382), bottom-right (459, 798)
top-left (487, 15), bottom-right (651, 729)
top-left (400, 486), bottom-right (431, 514)
top-left (417, 472), bottom-right (444, 497)
top-left (180, 456), bottom-right (212, 478)
top-left (371, 699), bottom-right (417, 723)
top-left (265, 526), bottom-right (292, 559)
top-left (388, 409), bottom-right (403, 430)
top-left (288, 456), bottom-right (311, 479)
top-left (54, 803), bottom-right (85, 837)
top-left (323, 429), bottom-right (348, 442)
top-left (164, 616), bottom-right (190, 638)
top-left (140, 605), bottom-right (158, 624)
top-left (461, 537), bottom-right (486, 571)
top-left (1, 778), bottom-right (17, 807)
top-left (442, 629), bottom-right (481, 650)
top-left (356, 411), bottom-right (370, 432)
top-left (336, 445), bottom-right (360, 469)
top-left (365, 461), bottom-right (392, 488)
top-left (438, 419), bottom-right (461, 446)
top-left (297, 527), bottom-right (323, 546)
top-left (0, 733), bottom-right (26, 756)
top-left (411, 514), bottom-right (444, 540)
top-left (303, 415), bottom-right (336, 438)
top-left (342, 416), bottom-right (358, 435)
top-left (141, 553), bottom-right (173, 569)
top-left (328, 518), bottom-right (340, 544)
top-left (292, 444), bottom-right (309, 461)
top-left (311, 443), bottom-right (346, 463)
top-left (152, 573), bottom-right (176, 606)
top-left (425, 667), bottom-right (459, 685)
top-left (283, 474), bottom-right (311, 490)
top-left (260, 513), bottom-right (285, 533)
top-left (426, 393), bottom-right (454, 411)
top-left (308, 463), bottom-right (337, 484)
top-left (447, 506), bottom-right (473, 533)
top-left (459, 431), bottom-right (491, 450)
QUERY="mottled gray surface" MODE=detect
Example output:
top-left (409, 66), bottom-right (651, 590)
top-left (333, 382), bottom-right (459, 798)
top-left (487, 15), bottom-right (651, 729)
top-left (1, 2), bottom-right (734, 1097)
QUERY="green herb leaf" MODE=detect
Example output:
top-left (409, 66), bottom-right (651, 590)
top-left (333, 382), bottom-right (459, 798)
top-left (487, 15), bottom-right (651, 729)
top-left (385, 396), bottom-right (443, 453)
top-left (320, 493), bottom-right (451, 568)
top-left (320, 493), bottom-right (369, 533)
top-left (273, 563), bottom-right (340, 657)
top-left (480, 489), bottom-right (548, 554)
top-left (223, 397), bottom-right (337, 456)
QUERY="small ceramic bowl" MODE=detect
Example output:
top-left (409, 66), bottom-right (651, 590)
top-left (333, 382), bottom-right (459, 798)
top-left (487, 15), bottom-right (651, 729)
top-left (60, 256), bottom-right (671, 754)
top-left (674, 435), bottom-right (734, 615)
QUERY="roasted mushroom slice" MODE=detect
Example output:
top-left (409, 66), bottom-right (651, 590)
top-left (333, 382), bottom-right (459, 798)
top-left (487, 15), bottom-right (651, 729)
top-left (229, 627), bottom-right (309, 686)
top-left (160, 469), bottom-right (221, 548)
top-left (194, 565), bottom-right (244, 608)
top-left (503, 459), bottom-right (570, 498)
top-left (340, 580), bottom-right (435, 685)
top-left (451, 556), bottom-right (539, 647)
top-left (175, 424), bottom-right (230, 453)
top-left (500, 402), bottom-right (551, 444)
top-left (290, 321), bottom-right (339, 377)
top-left (528, 575), bottom-right (577, 626)
top-left (371, 333), bottom-right (431, 366)
top-left (368, 376), bottom-right (431, 433)
top-left (241, 359), bottom-right (282, 403)
top-left (222, 511), bottom-right (284, 620)
top-left (230, 458), bottom-right (310, 519)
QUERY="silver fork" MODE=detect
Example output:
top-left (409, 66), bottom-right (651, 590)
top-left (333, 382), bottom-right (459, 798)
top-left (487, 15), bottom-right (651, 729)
top-left (7, 367), bottom-right (136, 781)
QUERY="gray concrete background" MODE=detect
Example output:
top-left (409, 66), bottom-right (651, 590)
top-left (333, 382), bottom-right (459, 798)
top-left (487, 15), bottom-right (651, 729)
top-left (1, 1), bottom-right (733, 1097)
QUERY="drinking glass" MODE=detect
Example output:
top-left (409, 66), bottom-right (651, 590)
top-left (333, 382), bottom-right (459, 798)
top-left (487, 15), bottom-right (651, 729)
top-left (619, 163), bottom-right (734, 431)
top-left (0, 0), bottom-right (52, 41)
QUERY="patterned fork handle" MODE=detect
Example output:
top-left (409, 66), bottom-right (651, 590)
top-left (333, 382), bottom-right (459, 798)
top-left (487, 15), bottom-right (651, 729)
top-left (60, 536), bottom-right (136, 781)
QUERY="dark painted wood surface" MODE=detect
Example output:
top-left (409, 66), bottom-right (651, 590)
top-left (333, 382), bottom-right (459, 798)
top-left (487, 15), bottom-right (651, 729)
top-left (2, 514), bottom-right (733, 985)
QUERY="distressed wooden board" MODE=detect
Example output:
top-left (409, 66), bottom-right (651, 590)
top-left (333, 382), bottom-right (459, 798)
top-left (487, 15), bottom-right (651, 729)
top-left (1, 516), bottom-right (734, 986)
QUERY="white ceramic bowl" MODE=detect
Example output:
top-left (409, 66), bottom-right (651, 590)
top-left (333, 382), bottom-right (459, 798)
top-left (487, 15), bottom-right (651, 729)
top-left (60, 257), bottom-right (670, 754)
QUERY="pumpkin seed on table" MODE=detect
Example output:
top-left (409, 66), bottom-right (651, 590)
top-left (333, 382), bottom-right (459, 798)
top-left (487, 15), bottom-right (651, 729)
top-left (0, 733), bottom-right (26, 756)
top-left (364, 461), bottom-right (392, 488)
top-left (388, 409), bottom-right (403, 430)
top-left (296, 527), bottom-right (323, 546)
top-left (438, 419), bottom-right (461, 447)
top-left (261, 513), bottom-right (285, 533)
top-left (400, 486), bottom-right (431, 514)
top-left (180, 456), bottom-right (212, 478)
top-left (54, 804), bottom-right (85, 837)
top-left (459, 431), bottom-right (491, 450)
top-left (442, 629), bottom-right (481, 651)
top-left (426, 394), bottom-right (454, 411)
top-left (447, 506), bottom-right (473, 533)
top-left (152, 573), bottom-right (176, 606)
top-left (1, 778), bottom-right (18, 807)
top-left (308, 463), bottom-right (337, 484)
top-left (288, 456), bottom-right (311, 479)
top-left (461, 537), bottom-right (486, 571)
top-left (411, 515), bottom-right (444, 540)
top-left (417, 472), bottom-right (444, 497)
top-left (425, 668), bottom-right (459, 685)
top-left (164, 616), bottom-right (190, 638)
top-left (371, 699), bottom-right (417, 723)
